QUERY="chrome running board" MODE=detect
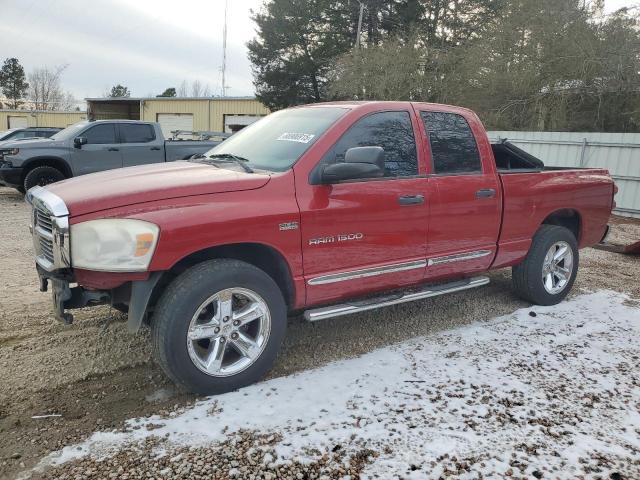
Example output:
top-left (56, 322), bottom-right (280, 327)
top-left (304, 276), bottom-right (490, 322)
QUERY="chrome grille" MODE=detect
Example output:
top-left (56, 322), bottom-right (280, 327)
top-left (38, 231), bottom-right (55, 264)
top-left (35, 209), bottom-right (53, 233)
top-left (26, 187), bottom-right (70, 271)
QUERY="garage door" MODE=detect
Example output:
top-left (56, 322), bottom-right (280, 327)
top-left (8, 116), bottom-right (28, 129)
top-left (157, 113), bottom-right (194, 139)
top-left (224, 114), bottom-right (264, 133)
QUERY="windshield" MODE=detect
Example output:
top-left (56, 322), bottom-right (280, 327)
top-left (49, 121), bottom-right (90, 141)
top-left (203, 106), bottom-right (347, 172)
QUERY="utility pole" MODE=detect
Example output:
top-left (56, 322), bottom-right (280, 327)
top-left (355, 1), bottom-right (364, 50)
top-left (221, 0), bottom-right (228, 97)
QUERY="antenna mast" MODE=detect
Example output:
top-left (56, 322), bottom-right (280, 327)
top-left (221, 0), bottom-right (228, 97)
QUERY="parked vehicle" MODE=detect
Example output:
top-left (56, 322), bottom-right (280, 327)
top-left (0, 120), bottom-right (222, 192)
top-left (0, 127), bottom-right (61, 142)
top-left (26, 101), bottom-right (615, 394)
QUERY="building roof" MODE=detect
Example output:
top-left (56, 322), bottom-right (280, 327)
top-left (85, 96), bottom-right (258, 102)
top-left (0, 109), bottom-right (86, 114)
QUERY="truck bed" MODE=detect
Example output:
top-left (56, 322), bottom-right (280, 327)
top-left (489, 140), bottom-right (613, 266)
top-left (490, 141), bottom-right (593, 174)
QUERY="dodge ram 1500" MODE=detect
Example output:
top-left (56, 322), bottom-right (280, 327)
top-left (26, 101), bottom-right (615, 394)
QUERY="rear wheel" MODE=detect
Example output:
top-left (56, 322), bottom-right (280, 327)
top-left (152, 259), bottom-right (286, 395)
top-left (512, 225), bottom-right (578, 306)
top-left (23, 166), bottom-right (65, 191)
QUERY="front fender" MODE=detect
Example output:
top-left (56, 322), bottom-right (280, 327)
top-left (21, 154), bottom-right (73, 176)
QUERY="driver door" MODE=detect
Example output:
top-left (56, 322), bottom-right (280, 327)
top-left (71, 123), bottom-right (123, 176)
top-left (295, 110), bottom-right (429, 305)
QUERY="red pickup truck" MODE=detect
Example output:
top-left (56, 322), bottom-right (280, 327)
top-left (26, 101), bottom-right (614, 394)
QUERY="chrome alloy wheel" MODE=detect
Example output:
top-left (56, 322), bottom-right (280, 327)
top-left (542, 241), bottom-right (574, 295)
top-left (186, 288), bottom-right (271, 377)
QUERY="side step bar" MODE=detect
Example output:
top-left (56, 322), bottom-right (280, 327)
top-left (304, 276), bottom-right (490, 322)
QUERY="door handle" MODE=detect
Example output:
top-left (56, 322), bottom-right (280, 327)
top-left (107, 147), bottom-right (119, 151)
top-left (475, 188), bottom-right (496, 198)
top-left (150, 146), bottom-right (161, 151)
top-left (398, 195), bottom-right (425, 206)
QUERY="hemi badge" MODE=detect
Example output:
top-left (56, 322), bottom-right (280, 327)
top-left (279, 222), bottom-right (299, 231)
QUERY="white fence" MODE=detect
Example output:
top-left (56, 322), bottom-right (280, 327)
top-left (488, 131), bottom-right (640, 218)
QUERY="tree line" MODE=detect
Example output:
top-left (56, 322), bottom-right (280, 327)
top-left (0, 57), bottom-right (218, 110)
top-left (0, 59), bottom-right (78, 111)
top-left (248, 0), bottom-right (640, 132)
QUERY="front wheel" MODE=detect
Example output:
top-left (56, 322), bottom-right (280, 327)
top-left (152, 259), bottom-right (286, 395)
top-left (512, 225), bottom-right (579, 306)
top-left (23, 166), bottom-right (65, 191)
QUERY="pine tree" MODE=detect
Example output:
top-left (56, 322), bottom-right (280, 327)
top-left (0, 58), bottom-right (29, 109)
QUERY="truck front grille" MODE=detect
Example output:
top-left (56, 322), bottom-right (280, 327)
top-left (26, 187), bottom-right (70, 272)
top-left (35, 209), bottom-right (54, 233)
top-left (33, 205), bottom-right (57, 268)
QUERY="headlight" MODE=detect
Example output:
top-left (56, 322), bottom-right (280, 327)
top-left (2, 148), bottom-right (19, 156)
top-left (70, 219), bottom-right (159, 272)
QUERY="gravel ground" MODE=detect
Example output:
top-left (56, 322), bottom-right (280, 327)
top-left (0, 185), bottom-right (639, 479)
top-left (26, 290), bottom-right (640, 479)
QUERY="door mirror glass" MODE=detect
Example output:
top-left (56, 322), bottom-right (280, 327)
top-left (74, 137), bottom-right (87, 148)
top-left (321, 146), bottom-right (385, 183)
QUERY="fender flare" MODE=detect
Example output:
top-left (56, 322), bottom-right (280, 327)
top-left (22, 156), bottom-right (73, 179)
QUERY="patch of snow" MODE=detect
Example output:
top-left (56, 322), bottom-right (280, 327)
top-left (35, 291), bottom-right (640, 478)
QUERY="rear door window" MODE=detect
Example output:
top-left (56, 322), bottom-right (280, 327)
top-left (84, 124), bottom-right (117, 144)
top-left (120, 124), bottom-right (156, 143)
top-left (420, 111), bottom-right (482, 175)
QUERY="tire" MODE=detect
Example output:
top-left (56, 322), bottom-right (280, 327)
top-left (512, 225), bottom-right (579, 306)
top-left (152, 259), bottom-right (287, 395)
top-left (23, 166), bottom-right (65, 191)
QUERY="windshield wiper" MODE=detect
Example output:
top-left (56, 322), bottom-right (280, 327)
top-left (206, 153), bottom-right (254, 173)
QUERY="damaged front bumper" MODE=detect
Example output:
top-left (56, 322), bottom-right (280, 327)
top-left (37, 265), bottom-right (163, 332)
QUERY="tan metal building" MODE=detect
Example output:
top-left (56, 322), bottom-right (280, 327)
top-left (86, 97), bottom-right (270, 137)
top-left (0, 110), bottom-right (87, 130)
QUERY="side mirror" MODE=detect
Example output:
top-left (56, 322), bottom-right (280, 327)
top-left (321, 146), bottom-right (385, 183)
top-left (74, 137), bottom-right (87, 148)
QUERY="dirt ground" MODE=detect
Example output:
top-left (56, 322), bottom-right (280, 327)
top-left (1, 186), bottom-right (639, 479)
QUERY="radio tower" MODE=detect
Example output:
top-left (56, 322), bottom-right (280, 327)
top-left (221, 0), bottom-right (228, 97)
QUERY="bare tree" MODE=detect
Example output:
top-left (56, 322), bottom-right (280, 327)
top-left (28, 64), bottom-right (76, 111)
top-left (202, 83), bottom-right (211, 97)
top-left (178, 80), bottom-right (189, 97)
top-left (191, 80), bottom-right (203, 97)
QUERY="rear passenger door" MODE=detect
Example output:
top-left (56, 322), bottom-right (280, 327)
top-left (71, 123), bottom-right (122, 175)
top-left (119, 123), bottom-right (165, 167)
top-left (418, 110), bottom-right (501, 279)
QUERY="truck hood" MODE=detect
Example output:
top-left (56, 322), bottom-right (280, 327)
top-left (1, 137), bottom-right (56, 149)
top-left (45, 161), bottom-right (271, 217)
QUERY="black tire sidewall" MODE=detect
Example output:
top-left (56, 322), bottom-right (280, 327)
top-left (24, 166), bottom-right (65, 191)
top-left (519, 226), bottom-right (579, 305)
top-left (152, 260), bottom-right (286, 395)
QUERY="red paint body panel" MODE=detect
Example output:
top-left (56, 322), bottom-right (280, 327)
top-left (75, 270), bottom-right (149, 290)
top-left (46, 161), bottom-right (270, 217)
top-left (493, 169), bottom-right (613, 267)
top-left (47, 101), bottom-right (614, 312)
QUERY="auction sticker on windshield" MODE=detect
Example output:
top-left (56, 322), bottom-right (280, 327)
top-left (276, 132), bottom-right (315, 143)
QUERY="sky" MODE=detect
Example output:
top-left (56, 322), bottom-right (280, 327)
top-left (0, 0), bottom-right (634, 105)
